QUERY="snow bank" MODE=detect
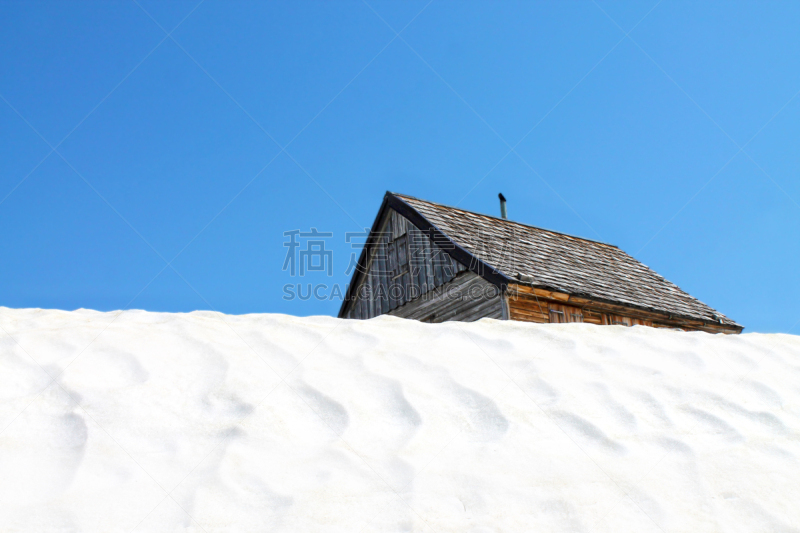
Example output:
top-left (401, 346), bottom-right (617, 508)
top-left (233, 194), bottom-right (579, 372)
top-left (1, 307), bottom-right (798, 532)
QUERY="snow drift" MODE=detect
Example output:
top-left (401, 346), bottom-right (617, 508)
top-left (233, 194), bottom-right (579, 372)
top-left (1, 307), bottom-right (798, 532)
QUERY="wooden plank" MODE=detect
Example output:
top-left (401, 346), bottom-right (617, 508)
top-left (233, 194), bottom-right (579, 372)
top-left (407, 228), bottom-right (420, 301)
top-left (509, 284), bottom-right (570, 302)
top-left (391, 210), bottom-right (407, 240)
top-left (389, 210), bottom-right (397, 239)
top-left (365, 271), bottom-right (374, 319)
top-left (509, 309), bottom-right (549, 323)
top-left (508, 299), bottom-right (550, 315)
top-left (440, 252), bottom-right (450, 285)
top-left (510, 309), bottom-right (550, 322)
top-left (441, 299), bottom-right (499, 323)
top-left (417, 227), bottom-right (429, 294)
top-left (500, 291), bottom-right (510, 320)
top-left (370, 270), bottom-right (379, 318)
top-left (444, 252), bottom-right (457, 283)
top-left (533, 289), bottom-right (569, 302)
top-left (377, 236), bottom-right (388, 315)
top-left (396, 235), bottom-right (411, 303)
top-left (389, 271), bottom-right (503, 323)
top-left (449, 254), bottom-right (460, 280)
top-left (509, 302), bottom-right (547, 318)
top-left (549, 303), bottom-right (583, 323)
top-left (583, 310), bottom-right (603, 325)
top-left (383, 235), bottom-right (392, 312)
top-left (360, 274), bottom-right (368, 319)
top-left (506, 291), bottom-right (545, 307)
top-left (387, 239), bottom-right (399, 310)
top-left (373, 246), bottom-right (382, 316)
top-left (395, 234), bottom-right (408, 305)
top-left (432, 243), bottom-right (444, 288)
top-left (389, 265), bottom-right (474, 321)
top-left (459, 297), bottom-right (504, 321)
top-left (427, 295), bottom-right (471, 322)
top-left (410, 226), bottom-right (426, 297)
top-left (508, 301), bottom-right (550, 317)
top-left (509, 311), bottom-right (548, 322)
top-left (369, 210), bottom-right (391, 317)
top-left (399, 211), bottom-right (408, 238)
top-left (508, 295), bottom-right (548, 314)
top-left (430, 286), bottom-right (501, 323)
top-left (424, 233), bottom-right (436, 293)
top-left (509, 306), bottom-right (549, 319)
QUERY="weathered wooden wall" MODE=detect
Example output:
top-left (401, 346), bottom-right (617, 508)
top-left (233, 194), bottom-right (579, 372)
top-left (343, 209), bottom-right (467, 320)
top-left (506, 284), bottom-right (741, 334)
top-left (389, 271), bottom-right (504, 322)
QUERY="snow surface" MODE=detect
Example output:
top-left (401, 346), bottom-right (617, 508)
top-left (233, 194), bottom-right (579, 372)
top-left (1, 307), bottom-right (799, 533)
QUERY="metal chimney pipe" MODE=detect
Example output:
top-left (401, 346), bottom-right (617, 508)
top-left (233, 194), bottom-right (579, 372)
top-left (498, 193), bottom-right (507, 219)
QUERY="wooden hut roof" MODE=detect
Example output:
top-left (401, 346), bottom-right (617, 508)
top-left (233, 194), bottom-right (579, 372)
top-left (390, 193), bottom-right (741, 328)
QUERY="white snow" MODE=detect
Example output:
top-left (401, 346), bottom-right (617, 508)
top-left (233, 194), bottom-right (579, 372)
top-left (1, 307), bottom-right (799, 532)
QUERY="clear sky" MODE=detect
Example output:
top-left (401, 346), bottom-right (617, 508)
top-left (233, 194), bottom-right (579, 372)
top-left (1, 1), bottom-right (799, 333)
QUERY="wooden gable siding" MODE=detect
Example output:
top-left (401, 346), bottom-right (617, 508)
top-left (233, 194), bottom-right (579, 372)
top-left (343, 209), bottom-right (467, 320)
top-left (506, 284), bottom-right (741, 334)
top-left (389, 270), bottom-right (504, 323)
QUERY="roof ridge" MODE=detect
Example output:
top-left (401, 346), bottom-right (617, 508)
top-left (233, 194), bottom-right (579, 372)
top-left (391, 192), bottom-right (618, 248)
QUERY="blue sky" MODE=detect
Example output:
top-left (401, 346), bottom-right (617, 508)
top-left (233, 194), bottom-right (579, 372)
top-left (1, 1), bottom-right (799, 333)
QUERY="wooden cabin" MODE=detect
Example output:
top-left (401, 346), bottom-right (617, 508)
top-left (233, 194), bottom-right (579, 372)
top-left (339, 192), bottom-right (742, 334)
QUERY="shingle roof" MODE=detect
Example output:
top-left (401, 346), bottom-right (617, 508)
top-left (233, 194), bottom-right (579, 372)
top-left (394, 193), bottom-right (741, 328)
